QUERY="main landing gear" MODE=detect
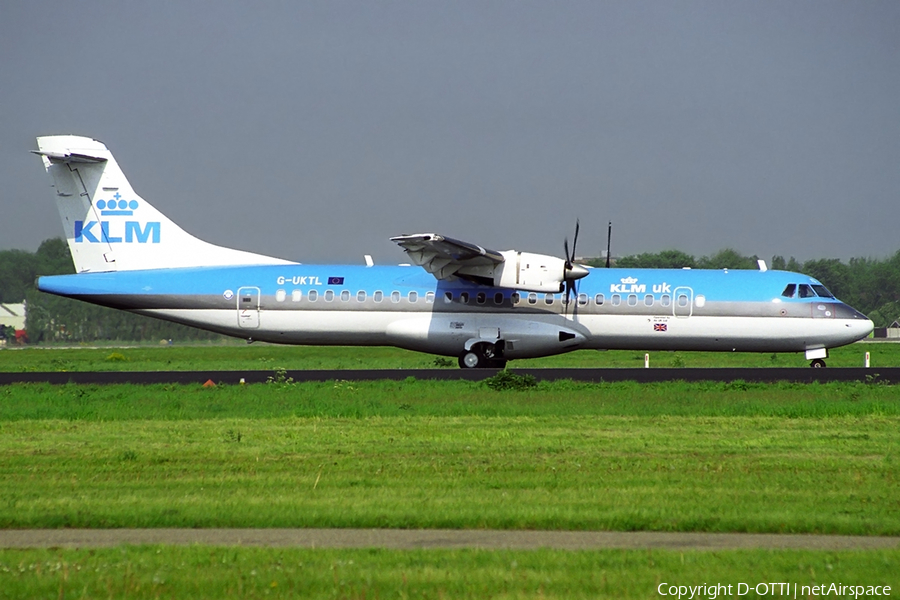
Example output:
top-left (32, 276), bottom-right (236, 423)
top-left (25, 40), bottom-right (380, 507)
top-left (458, 342), bottom-right (507, 369)
top-left (810, 359), bottom-right (827, 368)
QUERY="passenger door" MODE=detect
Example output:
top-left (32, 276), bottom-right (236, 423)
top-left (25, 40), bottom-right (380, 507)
top-left (237, 286), bottom-right (260, 329)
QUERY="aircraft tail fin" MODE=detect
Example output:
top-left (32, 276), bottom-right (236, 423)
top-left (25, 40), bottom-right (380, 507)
top-left (34, 135), bottom-right (293, 273)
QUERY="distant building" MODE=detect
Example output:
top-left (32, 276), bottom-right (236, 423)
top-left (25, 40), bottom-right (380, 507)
top-left (873, 320), bottom-right (900, 339)
top-left (0, 303), bottom-right (26, 346)
top-left (0, 303), bottom-right (26, 330)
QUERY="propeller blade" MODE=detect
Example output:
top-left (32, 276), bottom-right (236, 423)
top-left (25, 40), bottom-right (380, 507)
top-left (571, 220), bottom-right (580, 262)
top-left (562, 219), bottom-right (584, 316)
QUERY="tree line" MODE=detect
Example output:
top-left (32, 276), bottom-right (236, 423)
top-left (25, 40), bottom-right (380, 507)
top-left (1, 239), bottom-right (899, 343)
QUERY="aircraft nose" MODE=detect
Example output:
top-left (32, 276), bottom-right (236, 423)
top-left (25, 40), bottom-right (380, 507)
top-left (565, 264), bottom-right (589, 281)
top-left (834, 303), bottom-right (874, 341)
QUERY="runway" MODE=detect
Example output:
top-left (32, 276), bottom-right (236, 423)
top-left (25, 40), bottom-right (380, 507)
top-left (1, 529), bottom-right (898, 551)
top-left (1, 367), bottom-right (899, 385)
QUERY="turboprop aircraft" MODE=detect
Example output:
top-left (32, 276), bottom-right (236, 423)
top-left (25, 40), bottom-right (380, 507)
top-left (33, 135), bottom-right (873, 368)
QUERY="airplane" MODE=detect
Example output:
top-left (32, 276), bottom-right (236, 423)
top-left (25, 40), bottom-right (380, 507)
top-left (32, 135), bottom-right (873, 368)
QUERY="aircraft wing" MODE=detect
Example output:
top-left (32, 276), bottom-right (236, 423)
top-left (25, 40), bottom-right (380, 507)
top-left (390, 233), bottom-right (505, 280)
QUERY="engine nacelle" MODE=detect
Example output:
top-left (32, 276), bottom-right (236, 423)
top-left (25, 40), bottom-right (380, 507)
top-left (454, 250), bottom-right (588, 293)
top-left (493, 251), bottom-right (568, 293)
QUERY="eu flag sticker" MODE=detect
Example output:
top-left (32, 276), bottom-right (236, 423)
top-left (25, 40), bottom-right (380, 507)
top-left (327, 276), bottom-right (344, 285)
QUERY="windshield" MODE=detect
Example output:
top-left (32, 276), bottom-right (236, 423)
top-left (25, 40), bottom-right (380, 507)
top-left (811, 284), bottom-right (835, 298)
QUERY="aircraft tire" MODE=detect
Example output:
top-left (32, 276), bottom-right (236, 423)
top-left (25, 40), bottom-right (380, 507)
top-left (458, 350), bottom-right (484, 369)
top-left (810, 359), bottom-right (827, 368)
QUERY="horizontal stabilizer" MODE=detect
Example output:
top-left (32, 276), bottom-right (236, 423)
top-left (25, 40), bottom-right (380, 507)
top-left (32, 150), bottom-right (107, 164)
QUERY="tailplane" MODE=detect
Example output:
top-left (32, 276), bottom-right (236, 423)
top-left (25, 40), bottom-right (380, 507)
top-left (34, 135), bottom-right (293, 272)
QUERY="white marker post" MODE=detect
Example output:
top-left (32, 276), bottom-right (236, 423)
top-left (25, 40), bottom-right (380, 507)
top-left (865, 352), bottom-right (870, 368)
top-left (645, 353), bottom-right (650, 369)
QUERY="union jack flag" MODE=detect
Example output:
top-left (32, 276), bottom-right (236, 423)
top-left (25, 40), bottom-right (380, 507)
top-left (654, 323), bottom-right (668, 332)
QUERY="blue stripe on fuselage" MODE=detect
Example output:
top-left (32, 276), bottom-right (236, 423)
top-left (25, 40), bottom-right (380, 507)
top-left (37, 265), bottom-right (837, 305)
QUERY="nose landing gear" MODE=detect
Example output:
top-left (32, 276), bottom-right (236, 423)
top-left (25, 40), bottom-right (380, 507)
top-left (805, 348), bottom-right (828, 369)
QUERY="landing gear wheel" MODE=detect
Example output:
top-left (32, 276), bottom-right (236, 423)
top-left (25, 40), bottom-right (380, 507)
top-left (459, 351), bottom-right (483, 369)
top-left (458, 343), bottom-right (505, 369)
top-left (810, 359), bottom-right (827, 368)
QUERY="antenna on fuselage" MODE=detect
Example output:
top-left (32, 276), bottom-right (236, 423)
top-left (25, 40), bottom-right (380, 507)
top-left (605, 221), bottom-right (612, 268)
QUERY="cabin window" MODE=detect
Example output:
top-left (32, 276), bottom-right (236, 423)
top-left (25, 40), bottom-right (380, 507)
top-left (594, 293), bottom-right (604, 305)
top-left (798, 284), bottom-right (815, 298)
top-left (275, 289), bottom-right (286, 303)
top-left (291, 290), bottom-right (302, 302)
top-left (476, 292), bottom-right (486, 304)
top-left (357, 291), bottom-right (366, 302)
top-left (781, 284), bottom-right (796, 298)
top-left (374, 290), bottom-right (383, 302)
top-left (528, 292), bottom-right (537, 305)
top-left (324, 290), bottom-right (334, 302)
top-left (444, 291), bottom-right (453, 303)
top-left (611, 294), bottom-right (621, 306)
top-left (812, 284), bottom-right (835, 298)
top-left (340, 290), bottom-right (350, 302)
top-left (545, 293), bottom-right (554, 305)
top-left (426, 291), bottom-right (435, 304)
top-left (494, 292), bottom-right (504, 305)
top-left (660, 294), bottom-right (670, 307)
top-left (578, 293), bottom-right (588, 306)
top-left (308, 290), bottom-right (318, 302)
top-left (511, 292), bottom-right (520, 304)
top-left (627, 294), bottom-right (638, 306)
top-left (644, 294), bottom-right (654, 306)
top-left (677, 293), bottom-right (689, 307)
top-left (391, 291), bottom-right (401, 303)
top-left (408, 291), bottom-right (418, 303)
top-left (695, 295), bottom-right (706, 308)
top-left (460, 292), bottom-right (469, 304)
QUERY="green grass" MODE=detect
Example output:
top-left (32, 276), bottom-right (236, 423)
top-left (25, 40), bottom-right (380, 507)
top-left (1, 379), bottom-right (900, 421)
top-left (0, 380), bottom-right (897, 533)
top-left (1, 547), bottom-right (897, 599)
top-left (2, 376), bottom-right (898, 595)
top-left (1, 340), bottom-right (896, 371)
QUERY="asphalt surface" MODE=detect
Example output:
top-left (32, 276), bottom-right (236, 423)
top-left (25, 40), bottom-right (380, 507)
top-left (2, 367), bottom-right (900, 385)
top-left (1, 529), bottom-right (898, 551)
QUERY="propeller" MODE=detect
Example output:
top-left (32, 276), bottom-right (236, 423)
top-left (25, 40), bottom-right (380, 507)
top-left (562, 220), bottom-right (589, 313)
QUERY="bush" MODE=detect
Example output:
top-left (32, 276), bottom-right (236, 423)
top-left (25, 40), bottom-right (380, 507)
top-left (483, 370), bottom-right (538, 391)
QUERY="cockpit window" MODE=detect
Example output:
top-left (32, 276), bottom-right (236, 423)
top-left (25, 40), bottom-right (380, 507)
top-left (798, 284), bottom-right (815, 298)
top-left (811, 284), bottom-right (835, 298)
top-left (781, 284), bottom-right (796, 298)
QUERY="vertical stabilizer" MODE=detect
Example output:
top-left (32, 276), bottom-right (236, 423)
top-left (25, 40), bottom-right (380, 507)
top-left (34, 135), bottom-right (294, 272)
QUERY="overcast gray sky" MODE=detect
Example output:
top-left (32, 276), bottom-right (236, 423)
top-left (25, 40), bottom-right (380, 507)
top-left (2, 1), bottom-right (898, 265)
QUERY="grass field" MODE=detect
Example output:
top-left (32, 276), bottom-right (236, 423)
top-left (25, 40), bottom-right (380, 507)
top-left (1, 364), bottom-right (898, 595)
top-left (1, 380), bottom-right (897, 533)
top-left (0, 340), bottom-right (895, 371)
top-left (1, 547), bottom-right (897, 599)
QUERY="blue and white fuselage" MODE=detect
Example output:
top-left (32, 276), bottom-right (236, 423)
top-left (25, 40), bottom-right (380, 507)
top-left (33, 135), bottom-right (873, 368)
top-left (39, 264), bottom-right (872, 360)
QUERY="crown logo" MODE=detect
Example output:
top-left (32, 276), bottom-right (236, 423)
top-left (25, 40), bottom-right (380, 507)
top-left (620, 277), bottom-right (638, 284)
top-left (96, 192), bottom-right (139, 216)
